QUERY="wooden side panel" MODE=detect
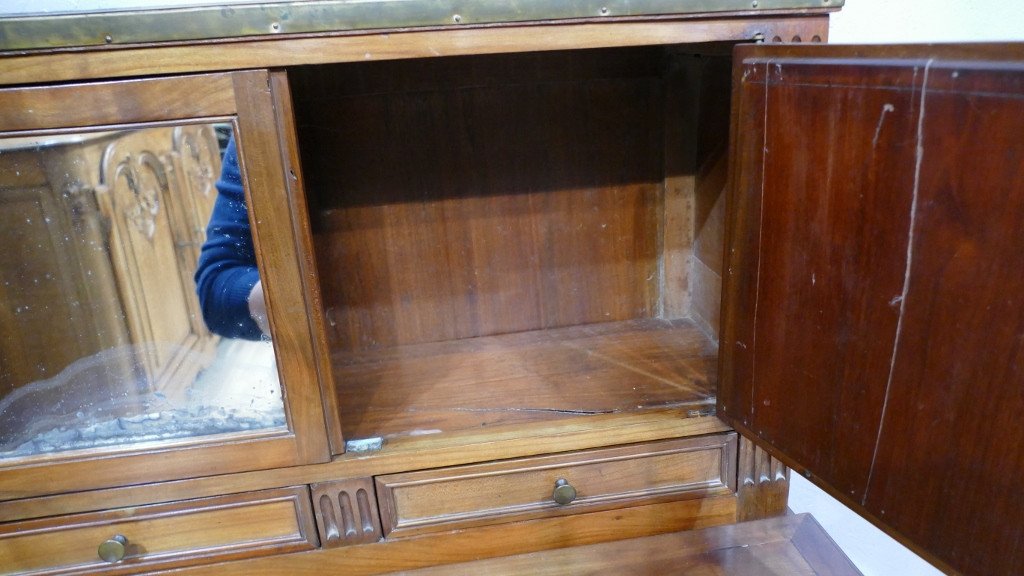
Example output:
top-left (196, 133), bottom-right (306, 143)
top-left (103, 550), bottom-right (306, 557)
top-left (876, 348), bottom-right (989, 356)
top-left (690, 51), bottom-right (734, 341)
top-left (864, 61), bottom-right (1024, 576)
top-left (721, 44), bottom-right (1024, 576)
top-left (0, 486), bottom-right (317, 575)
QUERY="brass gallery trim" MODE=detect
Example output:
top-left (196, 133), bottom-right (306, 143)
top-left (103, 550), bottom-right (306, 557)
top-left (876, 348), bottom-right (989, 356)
top-left (0, 0), bottom-right (842, 51)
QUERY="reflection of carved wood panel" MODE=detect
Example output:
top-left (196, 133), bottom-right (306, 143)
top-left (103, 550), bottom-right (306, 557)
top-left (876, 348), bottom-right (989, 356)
top-left (0, 143), bottom-right (135, 446)
top-left (98, 127), bottom-right (220, 399)
top-left (170, 124), bottom-right (222, 338)
top-left (0, 125), bottom-right (225, 451)
top-left (100, 141), bottom-right (193, 392)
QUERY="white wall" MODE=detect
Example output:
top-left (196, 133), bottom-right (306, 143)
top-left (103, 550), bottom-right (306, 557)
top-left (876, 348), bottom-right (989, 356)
top-left (830, 0), bottom-right (1024, 43)
top-left (787, 4), bottom-right (1022, 576)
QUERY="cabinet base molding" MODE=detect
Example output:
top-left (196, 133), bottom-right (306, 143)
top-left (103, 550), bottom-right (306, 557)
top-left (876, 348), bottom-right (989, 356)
top-left (737, 435), bottom-right (790, 522)
top-left (172, 494), bottom-right (738, 576)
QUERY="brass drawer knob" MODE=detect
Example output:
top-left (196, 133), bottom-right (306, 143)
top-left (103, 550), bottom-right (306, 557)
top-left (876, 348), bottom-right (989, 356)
top-left (98, 534), bottom-right (129, 563)
top-left (552, 478), bottom-right (577, 505)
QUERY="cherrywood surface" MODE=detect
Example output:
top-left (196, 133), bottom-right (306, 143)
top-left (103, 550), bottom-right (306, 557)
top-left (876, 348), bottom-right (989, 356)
top-left (376, 434), bottom-right (736, 538)
top-left (864, 55), bottom-right (1024, 575)
top-left (294, 48), bottom-right (665, 352)
top-left (720, 43), bottom-right (1024, 576)
top-left (0, 17), bottom-right (830, 86)
top-left (0, 75), bottom-right (236, 134)
top-left (691, 50), bottom-right (734, 342)
top-left (232, 70), bottom-right (332, 465)
top-left (384, 513), bottom-right (860, 575)
top-left (168, 495), bottom-right (739, 576)
top-left (0, 486), bottom-right (317, 575)
top-left (0, 408), bottom-right (729, 523)
top-left (266, 70), bottom-right (346, 455)
top-left (333, 319), bottom-right (717, 441)
top-left (725, 50), bottom-right (921, 500)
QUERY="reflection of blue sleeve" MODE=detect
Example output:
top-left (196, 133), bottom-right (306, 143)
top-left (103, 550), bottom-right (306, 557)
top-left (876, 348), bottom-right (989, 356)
top-left (194, 136), bottom-right (263, 340)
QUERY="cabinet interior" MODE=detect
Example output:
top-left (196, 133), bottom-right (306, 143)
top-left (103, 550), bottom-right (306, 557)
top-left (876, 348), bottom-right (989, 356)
top-left (288, 44), bottom-right (735, 446)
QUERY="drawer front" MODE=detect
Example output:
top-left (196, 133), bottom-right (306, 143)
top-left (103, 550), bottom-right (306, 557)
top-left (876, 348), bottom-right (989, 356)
top-left (0, 486), bottom-right (317, 575)
top-left (376, 433), bottom-right (737, 538)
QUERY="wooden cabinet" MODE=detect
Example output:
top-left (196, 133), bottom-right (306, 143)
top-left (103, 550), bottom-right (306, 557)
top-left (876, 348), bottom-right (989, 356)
top-left (0, 3), bottom-right (1020, 576)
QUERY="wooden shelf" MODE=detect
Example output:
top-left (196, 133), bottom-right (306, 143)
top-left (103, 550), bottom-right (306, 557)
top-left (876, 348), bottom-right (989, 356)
top-left (332, 318), bottom-right (717, 441)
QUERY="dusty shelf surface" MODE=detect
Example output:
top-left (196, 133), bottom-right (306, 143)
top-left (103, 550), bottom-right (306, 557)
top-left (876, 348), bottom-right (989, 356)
top-left (332, 318), bottom-right (718, 441)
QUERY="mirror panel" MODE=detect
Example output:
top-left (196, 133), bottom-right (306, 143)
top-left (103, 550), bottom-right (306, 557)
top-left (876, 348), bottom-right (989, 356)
top-left (0, 123), bottom-right (285, 461)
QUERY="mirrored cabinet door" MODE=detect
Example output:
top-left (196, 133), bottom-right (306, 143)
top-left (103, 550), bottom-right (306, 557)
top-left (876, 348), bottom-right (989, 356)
top-left (0, 72), bottom-right (330, 499)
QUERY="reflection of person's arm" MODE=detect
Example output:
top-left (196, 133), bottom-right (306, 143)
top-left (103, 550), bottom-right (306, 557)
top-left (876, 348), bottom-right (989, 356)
top-left (248, 280), bottom-right (270, 336)
top-left (194, 137), bottom-right (266, 340)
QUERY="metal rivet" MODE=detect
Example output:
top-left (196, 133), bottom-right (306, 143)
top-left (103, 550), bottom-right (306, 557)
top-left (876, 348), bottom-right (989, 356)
top-left (453, 14), bottom-right (463, 23)
top-left (270, 22), bottom-right (281, 32)
top-left (600, 7), bottom-right (609, 15)
top-left (752, 0), bottom-right (759, 6)
top-left (104, 34), bottom-right (113, 43)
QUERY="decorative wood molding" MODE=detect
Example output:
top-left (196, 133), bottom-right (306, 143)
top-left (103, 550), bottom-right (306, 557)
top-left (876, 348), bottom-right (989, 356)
top-left (737, 435), bottom-right (789, 521)
top-left (311, 478), bottom-right (383, 548)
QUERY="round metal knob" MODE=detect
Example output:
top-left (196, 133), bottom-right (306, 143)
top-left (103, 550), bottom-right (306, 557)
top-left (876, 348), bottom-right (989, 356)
top-left (552, 478), bottom-right (577, 506)
top-left (98, 534), bottom-right (128, 563)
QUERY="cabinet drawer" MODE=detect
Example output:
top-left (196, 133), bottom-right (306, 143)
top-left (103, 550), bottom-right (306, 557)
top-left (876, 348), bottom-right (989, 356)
top-left (376, 433), bottom-right (737, 538)
top-left (0, 486), bottom-right (317, 575)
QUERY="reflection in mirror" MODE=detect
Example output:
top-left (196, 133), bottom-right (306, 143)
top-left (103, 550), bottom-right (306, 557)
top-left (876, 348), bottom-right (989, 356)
top-left (0, 123), bottom-right (285, 460)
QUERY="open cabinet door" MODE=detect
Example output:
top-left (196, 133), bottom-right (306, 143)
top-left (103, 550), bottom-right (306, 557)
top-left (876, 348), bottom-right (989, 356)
top-left (719, 44), bottom-right (1024, 576)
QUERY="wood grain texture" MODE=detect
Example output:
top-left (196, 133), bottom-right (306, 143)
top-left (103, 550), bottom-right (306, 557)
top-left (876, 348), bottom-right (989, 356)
top-left (660, 54), bottom-right (701, 319)
top-left (0, 408), bottom-right (729, 523)
top-left (720, 44), bottom-right (1024, 576)
top-left (376, 434), bottom-right (736, 538)
top-left (294, 48), bottom-right (664, 352)
top-left (0, 17), bottom-right (830, 86)
top-left (690, 53), bottom-right (733, 342)
top-left (721, 50), bottom-right (922, 499)
top-left (863, 58), bottom-right (1024, 576)
top-left (381, 513), bottom-right (860, 576)
top-left (332, 319), bottom-right (717, 441)
top-left (266, 70), bottom-right (346, 455)
top-left (0, 486), bottom-right (316, 575)
top-left (0, 74), bottom-right (235, 133)
top-left (232, 70), bottom-right (331, 465)
top-left (164, 495), bottom-right (739, 576)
